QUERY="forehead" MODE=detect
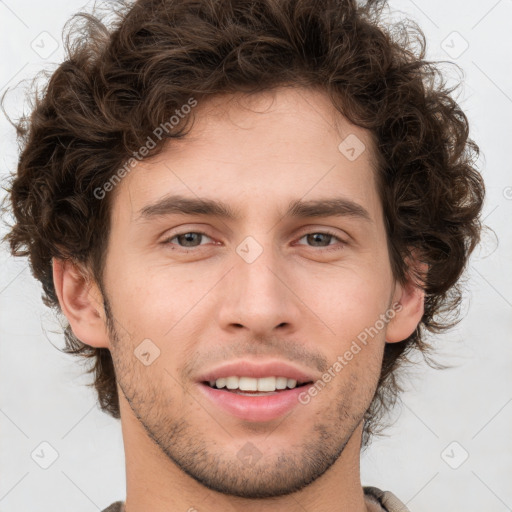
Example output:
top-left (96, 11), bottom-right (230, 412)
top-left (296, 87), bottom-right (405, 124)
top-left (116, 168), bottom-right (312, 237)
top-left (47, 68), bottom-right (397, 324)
top-left (113, 86), bottom-right (382, 222)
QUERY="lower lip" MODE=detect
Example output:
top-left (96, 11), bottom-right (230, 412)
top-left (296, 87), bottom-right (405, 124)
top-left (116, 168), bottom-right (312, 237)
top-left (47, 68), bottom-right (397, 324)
top-left (198, 383), bottom-right (309, 422)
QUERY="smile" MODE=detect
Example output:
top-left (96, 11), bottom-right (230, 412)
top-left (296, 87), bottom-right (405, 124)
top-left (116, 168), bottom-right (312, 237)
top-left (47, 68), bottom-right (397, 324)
top-left (198, 378), bottom-right (313, 422)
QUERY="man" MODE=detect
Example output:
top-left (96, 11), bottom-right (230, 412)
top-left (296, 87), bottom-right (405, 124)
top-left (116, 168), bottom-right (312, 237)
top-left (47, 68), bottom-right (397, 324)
top-left (5, 0), bottom-right (484, 510)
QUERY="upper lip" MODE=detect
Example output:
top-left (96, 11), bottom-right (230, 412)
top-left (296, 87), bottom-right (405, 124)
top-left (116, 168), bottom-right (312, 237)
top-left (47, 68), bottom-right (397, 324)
top-left (196, 359), bottom-right (317, 384)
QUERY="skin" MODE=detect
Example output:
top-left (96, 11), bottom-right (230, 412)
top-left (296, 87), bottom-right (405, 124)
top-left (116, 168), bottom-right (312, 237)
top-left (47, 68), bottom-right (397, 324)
top-left (53, 86), bottom-right (424, 512)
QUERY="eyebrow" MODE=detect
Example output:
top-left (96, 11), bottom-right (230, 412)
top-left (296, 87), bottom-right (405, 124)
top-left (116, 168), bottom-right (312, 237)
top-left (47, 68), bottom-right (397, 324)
top-left (137, 194), bottom-right (371, 223)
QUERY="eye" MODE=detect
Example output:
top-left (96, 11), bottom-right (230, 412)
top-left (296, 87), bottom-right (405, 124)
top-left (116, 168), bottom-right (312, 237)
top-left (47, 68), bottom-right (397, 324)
top-left (161, 229), bottom-right (346, 253)
top-left (295, 230), bottom-right (346, 252)
top-left (162, 231), bottom-right (214, 250)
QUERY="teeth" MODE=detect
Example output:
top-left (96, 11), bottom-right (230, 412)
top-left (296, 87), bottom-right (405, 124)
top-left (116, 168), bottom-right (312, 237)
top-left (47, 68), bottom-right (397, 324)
top-left (239, 377), bottom-right (258, 391)
top-left (211, 376), bottom-right (301, 391)
top-left (276, 377), bottom-right (288, 389)
top-left (257, 376), bottom-right (276, 392)
top-left (215, 378), bottom-right (226, 389)
top-left (226, 376), bottom-right (239, 390)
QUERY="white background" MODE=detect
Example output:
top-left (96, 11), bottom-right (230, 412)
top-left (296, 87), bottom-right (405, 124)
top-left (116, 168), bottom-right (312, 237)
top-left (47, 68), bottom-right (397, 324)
top-left (0, 0), bottom-right (511, 511)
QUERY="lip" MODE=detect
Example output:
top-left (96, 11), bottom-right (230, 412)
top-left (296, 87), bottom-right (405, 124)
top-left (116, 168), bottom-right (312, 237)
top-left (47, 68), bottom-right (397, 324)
top-left (195, 359), bottom-right (316, 422)
top-left (196, 359), bottom-right (316, 384)
top-left (198, 382), bottom-right (311, 422)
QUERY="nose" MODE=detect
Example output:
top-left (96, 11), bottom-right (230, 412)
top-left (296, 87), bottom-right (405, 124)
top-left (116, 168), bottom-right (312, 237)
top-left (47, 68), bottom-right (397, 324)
top-left (215, 242), bottom-right (301, 336)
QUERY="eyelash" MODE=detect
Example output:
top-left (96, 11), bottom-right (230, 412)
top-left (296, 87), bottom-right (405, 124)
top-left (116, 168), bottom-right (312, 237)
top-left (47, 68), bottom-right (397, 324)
top-left (161, 229), bottom-right (346, 253)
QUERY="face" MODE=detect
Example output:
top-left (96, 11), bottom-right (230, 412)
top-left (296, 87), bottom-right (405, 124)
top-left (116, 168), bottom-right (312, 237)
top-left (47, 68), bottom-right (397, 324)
top-left (96, 87), bottom-right (404, 498)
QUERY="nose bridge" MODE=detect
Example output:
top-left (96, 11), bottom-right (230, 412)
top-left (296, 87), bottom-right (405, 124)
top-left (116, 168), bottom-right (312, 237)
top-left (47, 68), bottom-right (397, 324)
top-left (219, 235), bottom-right (297, 332)
top-left (236, 236), bottom-right (285, 307)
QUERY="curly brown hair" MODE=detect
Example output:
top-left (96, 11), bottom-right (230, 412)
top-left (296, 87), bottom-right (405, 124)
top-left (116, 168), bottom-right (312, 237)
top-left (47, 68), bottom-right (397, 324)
top-left (3, 0), bottom-right (484, 448)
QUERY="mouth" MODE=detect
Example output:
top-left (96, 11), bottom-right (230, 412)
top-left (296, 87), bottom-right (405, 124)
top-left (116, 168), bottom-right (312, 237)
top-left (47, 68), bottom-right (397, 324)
top-left (199, 377), bottom-right (313, 423)
top-left (202, 376), bottom-right (313, 396)
top-left (196, 361), bottom-right (317, 422)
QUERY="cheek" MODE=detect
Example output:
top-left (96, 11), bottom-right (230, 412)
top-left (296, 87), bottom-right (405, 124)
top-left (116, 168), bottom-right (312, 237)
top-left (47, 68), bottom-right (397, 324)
top-left (106, 260), bottom-right (215, 340)
top-left (296, 265), bottom-right (393, 339)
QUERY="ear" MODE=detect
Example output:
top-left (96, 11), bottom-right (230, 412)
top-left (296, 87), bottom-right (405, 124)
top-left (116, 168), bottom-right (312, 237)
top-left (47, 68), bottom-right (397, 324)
top-left (385, 254), bottom-right (427, 344)
top-left (52, 258), bottom-right (110, 348)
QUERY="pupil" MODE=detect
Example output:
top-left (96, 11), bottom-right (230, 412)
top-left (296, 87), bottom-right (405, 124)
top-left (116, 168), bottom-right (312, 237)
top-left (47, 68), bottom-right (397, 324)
top-left (308, 233), bottom-right (330, 246)
top-left (179, 233), bottom-right (200, 246)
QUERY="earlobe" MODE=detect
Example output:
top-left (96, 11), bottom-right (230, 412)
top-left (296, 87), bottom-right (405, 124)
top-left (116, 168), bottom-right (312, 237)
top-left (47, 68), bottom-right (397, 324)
top-left (52, 258), bottom-right (110, 349)
top-left (385, 258), bottom-right (427, 344)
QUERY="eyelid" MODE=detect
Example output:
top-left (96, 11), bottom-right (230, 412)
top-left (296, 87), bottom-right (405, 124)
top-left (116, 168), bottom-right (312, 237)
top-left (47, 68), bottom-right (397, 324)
top-left (293, 226), bottom-right (349, 243)
top-left (161, 230), bottom-right (214, 246)
top-left (159, 223), bottom-right (216, 241)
